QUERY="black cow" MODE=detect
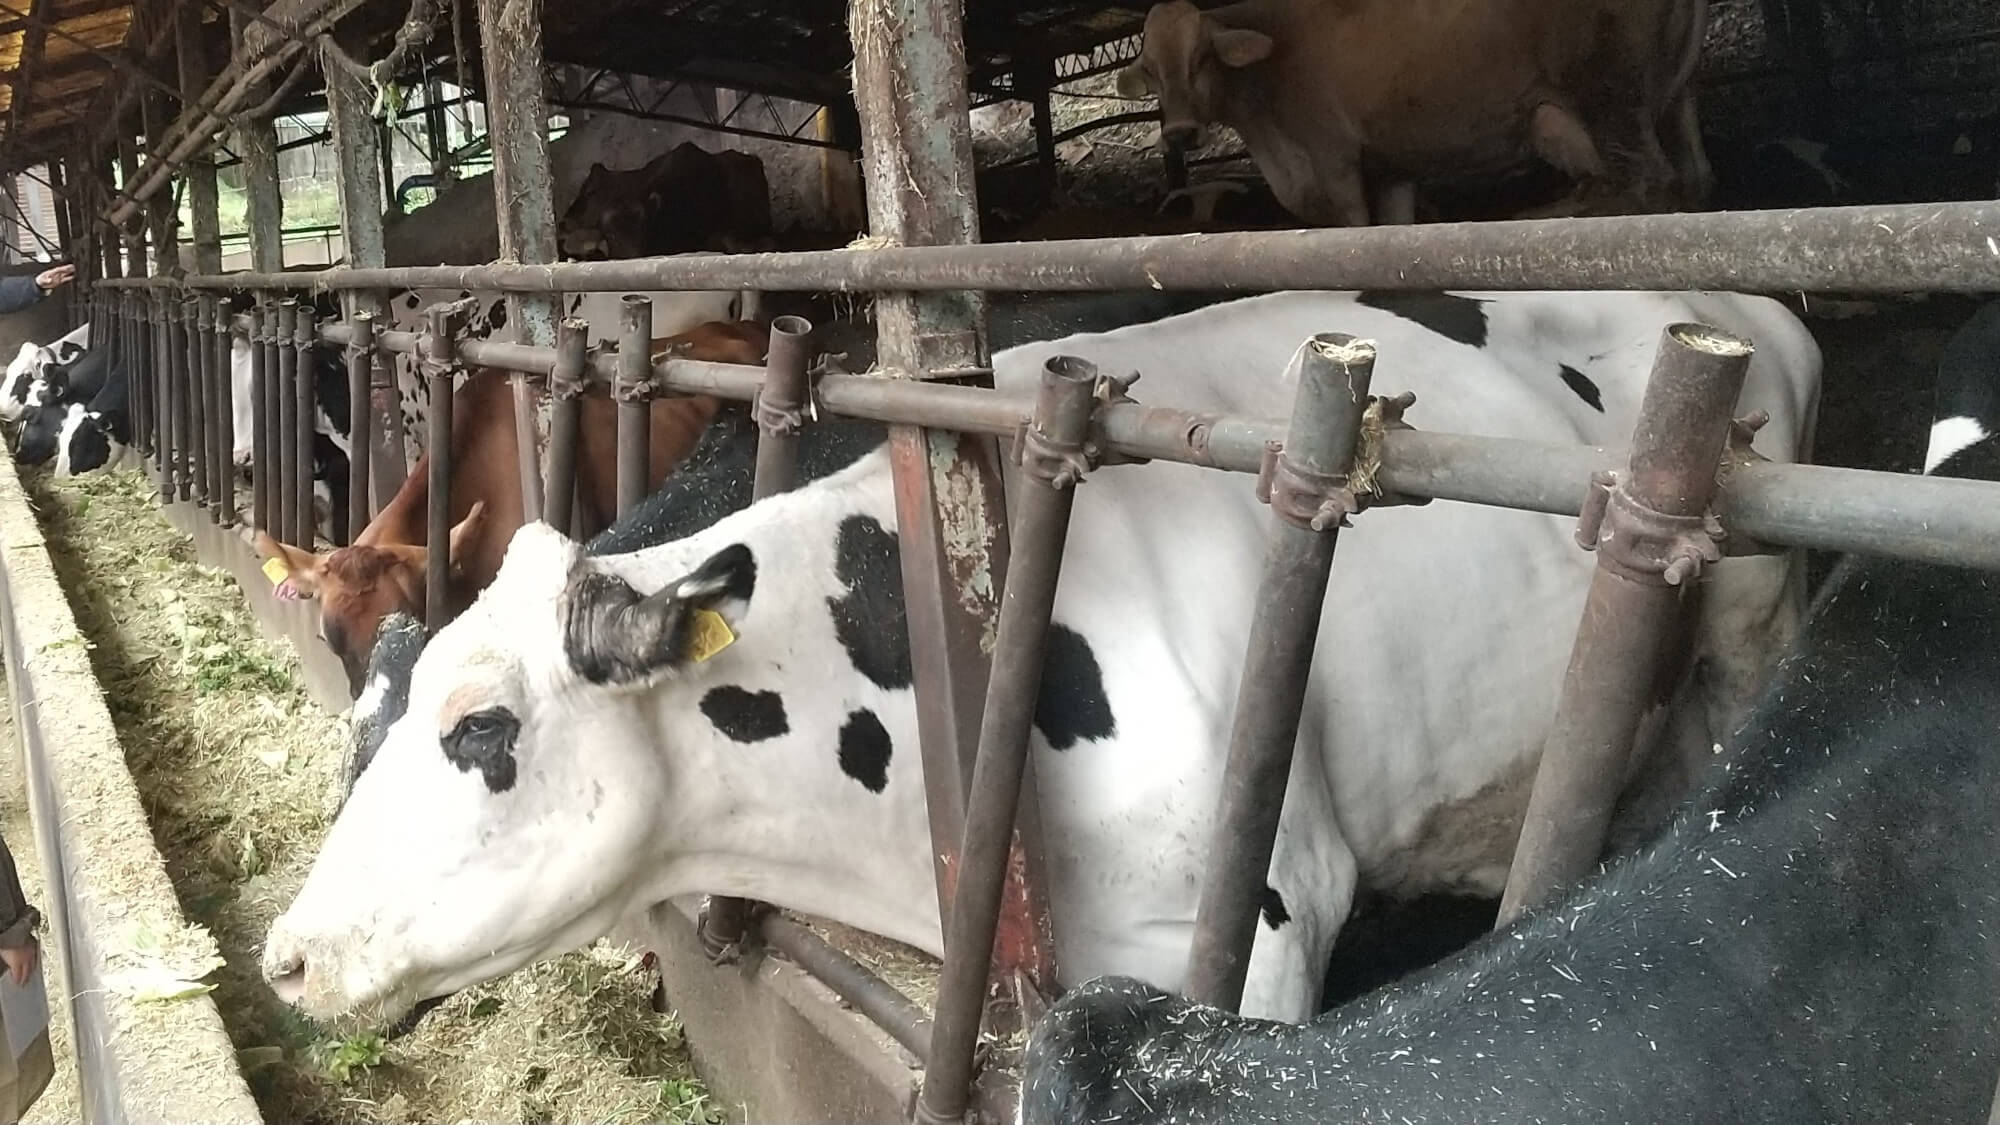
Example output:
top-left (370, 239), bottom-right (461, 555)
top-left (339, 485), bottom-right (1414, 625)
top-left (1020, 304), bottom-right (2000, 1125)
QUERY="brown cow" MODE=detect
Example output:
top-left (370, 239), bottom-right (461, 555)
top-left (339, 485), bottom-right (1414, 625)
top-left (1114, 0), bottom-right (1713, 226)
top-left (256, 320), bottom-right (769, 693)
top-left (557, 142), bottom-right (774, 260)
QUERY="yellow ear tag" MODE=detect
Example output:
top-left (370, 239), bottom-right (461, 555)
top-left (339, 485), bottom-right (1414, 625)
top-left (261, 556), bottom-right (291, 586)
top-left (685, 608), bottom-right (738, 664)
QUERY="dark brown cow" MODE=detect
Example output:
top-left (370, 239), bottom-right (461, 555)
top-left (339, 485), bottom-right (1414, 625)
top-left (256, 320), bottom-right (770, 693)
top-left (1114, 0), bottom-right (1712, 227)
top-left (556, 142), bottom-right (775, 260)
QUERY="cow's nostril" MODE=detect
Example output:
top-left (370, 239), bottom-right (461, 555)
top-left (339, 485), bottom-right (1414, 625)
top-left (1160, 123), bottom-right (1199, 151)
top-left (265, 954), bottom-right (307, 1004)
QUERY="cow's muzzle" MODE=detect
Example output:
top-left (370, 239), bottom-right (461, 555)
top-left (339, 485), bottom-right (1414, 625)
top-left (1160, 121), bottom-right (1203, 152)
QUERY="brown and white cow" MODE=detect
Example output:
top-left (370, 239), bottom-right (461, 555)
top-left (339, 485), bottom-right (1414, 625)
top-left (557, 142), bottom-right (775, 261)
top-left (256, 320), bottom-right (770, 693)
top-left (1114, 0), bottom-right (1713, 226)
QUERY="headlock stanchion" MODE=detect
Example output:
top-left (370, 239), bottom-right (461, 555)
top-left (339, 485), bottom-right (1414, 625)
top-left (210, 298), bottom-right (234, 525)
top-left (543, 317), bottom-right (588, 536)
top-left (614, 294), bottom-right (653, 518)
top-left (421, 300), bottom-right (461, 632)
top-left (170, 298), bottom-right (192, 503)
top-left (1497, 323), bottom-right (1756, 925)
top-left (293, 304), bottom-right (318, 547)
top-left (185, 297), bottom-right (209, 507)
top-left (275, 300), bottom-right (300, 546)
top-left (345, 312), bottom-right (374, 541)
top-left (249, 304), bottom-right (271, 534)
top-left (1181, 333), bottom-right (1401, 1011)
top-left (367, 288), bottom-right (409, 510)
top-left (698, 312), bottom-right (815, 963)
top-left (153, 294), bottom-right (173, 503)
top-left (917, 356), bottom-right (1101, 1125)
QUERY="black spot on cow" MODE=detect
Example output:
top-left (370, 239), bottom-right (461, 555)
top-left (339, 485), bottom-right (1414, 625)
top-left (1558, 363), bottom-right (1605, 413)
top-left (826, 515), bottom-right (911, 690)
top-left (440, 706), bottom-right (521, 793)
top-left (1356, 291), bottom-right (1489, 349)
top-left (403, 292), bottom-right (420, 310)
top-left (1034, 623), bottom-right (1116, 750)
top-left (486, 298), bottom-right (507, 332)
top-left (701, 685), bottom-right (790, 743)
top-left (1260, 884), bottom-right (1291, 930)
top-left (837, 708), bottom-right (893, 793)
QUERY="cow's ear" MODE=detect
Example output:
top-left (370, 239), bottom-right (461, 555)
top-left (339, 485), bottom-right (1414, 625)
top-left (1114, 63), bottom-right (1153, 98)
top-left (255, 531), bottom-right (324, 599)
top-left (561, 544), bottom-right (757, 686)
top-left (446, 500), bottom-right (487, 575)
top-left (1212, 27), bottom-right (1273, 67)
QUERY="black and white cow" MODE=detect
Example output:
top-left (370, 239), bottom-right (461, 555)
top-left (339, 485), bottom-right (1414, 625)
top-left (13, 343), bottom-right (115, 466)
top-left (1016, 303), bottom-right (2000, 1125)
top-left (1, 322), bottom-right (88, 422)
top-left (261, 290), bottom-right (1821, 1025)
top-left (48, 351), bottom-right (137, 477)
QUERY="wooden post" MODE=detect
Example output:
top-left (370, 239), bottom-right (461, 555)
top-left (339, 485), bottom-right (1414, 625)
top-left (232, 5), bottom-right (283, 273)
top-left (176, 3), bottom-right (221, 274)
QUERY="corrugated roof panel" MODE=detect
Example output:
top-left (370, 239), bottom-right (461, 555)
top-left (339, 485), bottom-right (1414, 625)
top-left (42, 6), bottom-right (132, 64)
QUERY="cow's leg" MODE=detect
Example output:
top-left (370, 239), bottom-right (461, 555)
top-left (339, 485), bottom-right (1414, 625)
top-left (1665, 92), bottom-right (1716, 209)
top-left (1371, 180), bottom-right (1417, 226)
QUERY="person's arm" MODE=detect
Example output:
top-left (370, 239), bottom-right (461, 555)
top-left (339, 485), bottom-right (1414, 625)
top-left (0, 264), bottom-right (77, 317)
top-left (0, 835), bottom-right (40, 986)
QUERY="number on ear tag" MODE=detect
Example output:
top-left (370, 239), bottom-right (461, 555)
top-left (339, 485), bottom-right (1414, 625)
top-left (685, 608), bottom-right (737, 664)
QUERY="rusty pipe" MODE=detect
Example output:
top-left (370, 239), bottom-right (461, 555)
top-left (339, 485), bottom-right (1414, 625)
top-left (1497, 323), bottom-right (1755, 925)
top-left (274, 300), bottom-right (299, 545)
top-left (294, 306), bottom-right (319, 546)
top-left (917, 356), bottom-right (1101, 1125)
top-left (1182, 333), bottom-right (1379, 1011)
top-left (212, 300), bottom-right (235, 525)
top-left (615, 295), bottom-right (652, 517)
top-left (249, 305), bottom-right (271, 532)
top-left (184, 298), bottom-right (208, 507)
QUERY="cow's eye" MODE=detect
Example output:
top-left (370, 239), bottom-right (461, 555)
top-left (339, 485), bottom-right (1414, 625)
top-left (440, 706), bottom-right (522, 793)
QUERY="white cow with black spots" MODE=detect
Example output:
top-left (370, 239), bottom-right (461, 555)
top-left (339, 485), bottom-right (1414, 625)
top-left (263, 290), bottom-right (1822, 1025)
top-left (2, 322), bottom-right (89, 422)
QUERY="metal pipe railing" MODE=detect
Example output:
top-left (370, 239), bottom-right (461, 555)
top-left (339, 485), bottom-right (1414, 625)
top-left (1182, 334), bottom-right (1379, 1010)
top-left (275, 300), bottom-right (300, 546)
top-left (346, 312), bottom-right (374, 543)
top-left (423, 302), bottom-right (457, 632)
top-left (86, 201), bottom-right (2000, 295)
top-left (1497, 324), bottom-right (1755, 924)
top-left (169, 299), bottom-right (191, 503)
top-left (249, 305), bottom-right (272, 534)
top-left (757, 914), bottom-right (933, 1063)
top-left (698, 313), bottom-right (815, 962)
top-left (185, 298), bottom-right (210, 508)
top-left (293, 305), bottom-right (318, 547)
top-left (615, 295), bottom-right (652, 518)
top-left (543, 317), bottom-right (588, 536)
top-left (917, 357), bottom-right (1100, 1125)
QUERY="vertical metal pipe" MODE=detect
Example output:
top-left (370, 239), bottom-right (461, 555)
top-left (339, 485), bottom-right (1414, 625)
top-left (1181, 334), bottom-right (1379, 1011)
top-left (167, 299), bottom-right (188, 502)
top-left (212, 301), bottom-right (235, 526)
top-left (424, 304), bottom-right (456, 632)
top-left (250, 305), bottom-right (272, 533)
top-left (367, 289), bottom-right (408, 512)
top-left (917, 358), bottom-right (1099, 1125)
top-left (615, 295), bottom-right (652, 517)
top-left (347, 313), bottom-right (376, 542)
top-left (543, 317), bottom-right (587, 533)
top-left (1496, 323), bottom-right (1755, 925)
top-left (150, 296), bottom-right (167, 498)
top-left (263, 297), bottom-right (285, 530)
top-left (185, 298), bottom-right (210, 507)
top-left (700, 312), bottom-right (816, 958)
top-left (294, 305), bottom-right (319, 547)
top-left (275, 300), bottom-right (299, 545)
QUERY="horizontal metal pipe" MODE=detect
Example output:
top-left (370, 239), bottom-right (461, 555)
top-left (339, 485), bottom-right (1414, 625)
top-left (756, 914), bottom-right (933, 1063)
top-left (187, 315), bottom-right (2000, 571)
top-left (88, 201), bottom-right (2000, 294)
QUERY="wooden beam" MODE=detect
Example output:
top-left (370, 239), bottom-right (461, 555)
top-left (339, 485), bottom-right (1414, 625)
top-left (176, 0), bottom-right (220, 272)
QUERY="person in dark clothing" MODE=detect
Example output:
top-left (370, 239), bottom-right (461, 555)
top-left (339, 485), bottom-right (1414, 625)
top-left (0, 265), bottom-right (75, 318)
top-left (0, 836), bottom-right (37, 985)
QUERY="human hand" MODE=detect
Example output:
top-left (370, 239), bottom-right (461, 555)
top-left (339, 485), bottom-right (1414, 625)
top-left (34, 264), bottom-right (76, 292)
top-left (0, 940), bottom-right (37, 986)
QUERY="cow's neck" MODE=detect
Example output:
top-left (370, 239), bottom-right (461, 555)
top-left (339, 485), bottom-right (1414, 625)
top-left (588, 448), bottom-right (942, 954)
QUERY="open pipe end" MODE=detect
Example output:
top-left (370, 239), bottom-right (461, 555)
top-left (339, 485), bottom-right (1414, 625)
top-left (1043, 354), bottom-right (1101, 386)
top-left (1309, 333), bottom-right (1378, 366)
top-left (770, 313), bottom-right (814, 338)
top-left (1668, 322), bottom-right (1754, 358)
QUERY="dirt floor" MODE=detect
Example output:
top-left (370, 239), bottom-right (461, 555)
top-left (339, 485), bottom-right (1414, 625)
top-left (19, 467), bottom-right (724, 1125)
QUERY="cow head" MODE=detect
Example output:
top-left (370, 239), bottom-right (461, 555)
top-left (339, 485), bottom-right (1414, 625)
top-left (254, 502), bottom-right (487, 695)
top-left (53, 406), bottom-right (128, 478)
top-left (13, 398), bottom-right (68, 465)
top-left (1116, 1), bottom-right (1274, 152)
top-left (261, 522), bottom-right (758, 1021)
top-left (558, 161), bottom-right (656, 261)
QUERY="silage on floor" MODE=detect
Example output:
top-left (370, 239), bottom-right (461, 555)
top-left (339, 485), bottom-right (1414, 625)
top-left (25, 468), bottom-right (719, 1125)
